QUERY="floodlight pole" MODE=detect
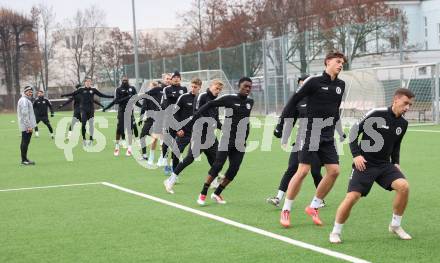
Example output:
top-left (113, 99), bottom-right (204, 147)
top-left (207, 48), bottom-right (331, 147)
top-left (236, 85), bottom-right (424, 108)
top-left (131, 0), bottom-right (140, 89)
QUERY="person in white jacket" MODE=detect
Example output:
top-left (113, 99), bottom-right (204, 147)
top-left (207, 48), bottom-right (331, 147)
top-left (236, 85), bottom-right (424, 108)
top-left (17, 86), bottom-right (37, 165)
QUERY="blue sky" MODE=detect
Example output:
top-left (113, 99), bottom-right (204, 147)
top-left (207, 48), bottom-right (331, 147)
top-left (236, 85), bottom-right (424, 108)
top-left (0, 0), bottom-right (192, 30)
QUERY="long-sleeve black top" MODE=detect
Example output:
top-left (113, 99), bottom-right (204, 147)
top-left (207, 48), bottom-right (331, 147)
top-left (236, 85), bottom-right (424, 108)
top-left (160, 84), bottom-right (188, 110)
top-left (278, 71), bottom-right (345, 138)
top-left (61, 87), bottom-right (113, 111)
top-left (349, 107), bottom-right (408, 165)
top-left (103, 84), bottom-right (137, 112)
top-left (33, 97), bottom-right (54, 117)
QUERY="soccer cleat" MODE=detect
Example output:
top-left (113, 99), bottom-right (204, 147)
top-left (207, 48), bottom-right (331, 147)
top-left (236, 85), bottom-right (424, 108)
top-left (50, 133), bottom-right (54, 139)
top-left (82, 140), bottom-right (87, 147)
top-left (147, 159), bottom-right (154, 166)
top-left (21, 160), bottom-right (35, 166)
top-left (67, 131), bottom-right (72, 140)
top-left (35, 131), bottom-right (39, 137)
top-left (163, 179), bottom-right (175, 194)
top-left (329, 233), bottom-right (342, 243)
top-left (197, 194), bottom-right (206, 206)
top-left (157, 157), bottom-right (167, 167)
top-left (305, 206), bottom-right (323, 226)
top-left (164, 165), bottom-right (172, 175)
top-left (114, 148), bottom-right (120, 156)
top-left (139, 154), bottom-right (148, 161)
top-left (210, 193), bottom-right (226, 204)
top-left (389, 225), bottom-right (412, 240)
top-left (125, 148), bottom-right (132, 157)
top-left (266, 197), bottom-right (280, 207)
top-left (280, 210), bottom-right (291, 228)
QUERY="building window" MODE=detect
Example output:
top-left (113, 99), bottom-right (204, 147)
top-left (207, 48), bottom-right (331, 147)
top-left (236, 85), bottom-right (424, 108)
top-left (65, 36), bottom-right (70, 49)
top-left (424, 16), bottom-right (428, 38)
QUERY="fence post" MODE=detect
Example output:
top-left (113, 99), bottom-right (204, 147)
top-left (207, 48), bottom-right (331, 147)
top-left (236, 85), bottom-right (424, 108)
top-left (242, 43), bottom-right (247, 77)
top-left (435, 63), bottom-right (440, 124)
top-left (262, 39), bottom-right (269, 115)
top-left (218, 48), bottom-right (223, 72)
top-left (281, 35), bottom-right (288, 107)
top-left (198, 51), bottom-right (201, 71)
top-left (148, 60), bottom-right (152, 80)
top-left (162, 58), bottom-right (166, 74)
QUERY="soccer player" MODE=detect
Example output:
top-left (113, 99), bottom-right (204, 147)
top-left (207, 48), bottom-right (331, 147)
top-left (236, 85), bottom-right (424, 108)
top-left (58, 84), bottom-right (104, 140)
top-left (103, 76), bottom-right (138, 156)
top-left (267, 75), bottom-right (324, 207)
top-left (278, 51), bottom-right (347, 228)
top-left (189, 77), bottom-right (254, 205)
top-left (164, 79), bottom-right (224, 194)
top-left (158, 71), bottom-right (187, 173)
top-left (61, 77), bottom-right (113, 146)
top-left (33, 90), bottom-right (54, 139)
top-left (17, 86), bottom-right (37, 165)
top-left (139, 81), bottom-right (164, 164)
top-left (329, 88), bottom-right (414, 243)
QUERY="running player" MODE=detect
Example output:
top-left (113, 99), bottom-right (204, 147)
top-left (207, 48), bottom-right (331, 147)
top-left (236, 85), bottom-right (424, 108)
top-left (33, 90), bottom-right (54, 139)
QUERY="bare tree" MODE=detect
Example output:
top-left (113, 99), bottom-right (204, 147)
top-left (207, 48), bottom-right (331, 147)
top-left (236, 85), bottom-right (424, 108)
top-left (100, 28), bottom-right (132, 86)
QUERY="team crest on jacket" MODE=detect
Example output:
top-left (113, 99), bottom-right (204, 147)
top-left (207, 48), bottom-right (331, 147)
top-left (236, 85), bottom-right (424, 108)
top-left (43, 101), bottom-right (46, 104)
top-left (396, 127), bottom-right (402, 135)
top-left (246, 103), bottom-right (251, 110)
top-left (336, 87), bottom-right (342, 94)
top-left (129, 88), bottom-right (132, 92)
top-left (179, 90), bottom-right (183, 94)
top-left (89, 90), bottom-right (93, 94)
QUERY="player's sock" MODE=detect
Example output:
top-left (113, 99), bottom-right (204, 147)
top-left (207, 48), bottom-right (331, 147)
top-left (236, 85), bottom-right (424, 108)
top-left (168, 173), bottom-right (178, 184)
top-left (332, 222), bottom-right (344, 234)
top-left (149, 150), bottom-right (155, 162)
top-left (276, 190), bottom-right (285, 200)
top-left (214, 185), bottom-right (225, 196)
top-left (282, 198), bottom-right (293, 211)
top-left (310, 196), bottom-right (323, 209)
top-left (391, 213), bottom-right (402, 227)
top-left (201, 183), bottom-right (210, 195)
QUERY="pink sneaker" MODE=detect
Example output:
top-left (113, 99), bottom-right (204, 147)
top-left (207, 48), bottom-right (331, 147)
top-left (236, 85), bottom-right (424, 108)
top-left (305, 206), bottom-right (323, 226)
top-left (280, 210), bottom-right (291, 228)
top-left (197, 194), bottom-right (206, 206)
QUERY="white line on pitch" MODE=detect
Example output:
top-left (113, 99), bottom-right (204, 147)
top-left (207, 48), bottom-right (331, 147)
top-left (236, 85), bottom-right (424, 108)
top-left (407, 129), bottom-right (440, 133)
top-left (0, 182), bottom-right (103, 192)
top-left (101, 182), bottom-right (370, 263)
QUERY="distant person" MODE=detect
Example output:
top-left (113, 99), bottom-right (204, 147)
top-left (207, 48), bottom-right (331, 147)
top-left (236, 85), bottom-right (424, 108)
top-left (17, 86), bottom-right (37, 165)
top-left (33, 90), bottom-right (54, 139)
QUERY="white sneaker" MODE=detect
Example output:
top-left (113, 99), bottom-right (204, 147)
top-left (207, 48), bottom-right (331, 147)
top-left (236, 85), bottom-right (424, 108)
top-left (147, 159), bottom-right (154, 166)
top-left (67, 131), bottom-right (72, 140)
top-left (210, 193), bottom-right (226, 204)
top-left (389, 225), bottom-right (412, 240)
top-left (329, 233), bottom-right (342, 244)
top-left (35, 131), bottom-right (39, 137)
top-left (163, 179), bottom-right (174, 194)
top-left (50, 133), bottom-right (54, 139)
top-left (157, 157), bottom-right (166, 167)
top-left (114, 148), bottom-right (120, 156)
top-left (126, 148), bottom-right (132, 156)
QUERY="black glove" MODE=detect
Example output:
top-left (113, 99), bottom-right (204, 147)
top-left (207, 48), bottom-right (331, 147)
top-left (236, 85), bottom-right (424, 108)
top-left (274, 123), bottom-right (283, 138)
top-left (50, 113), bottom-right (54, 117)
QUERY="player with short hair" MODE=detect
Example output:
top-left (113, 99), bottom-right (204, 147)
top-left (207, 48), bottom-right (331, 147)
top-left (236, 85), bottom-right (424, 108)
top-left (278, 51), bottom-right (347, 228)
top-left (267, 75), bottom-right (324, 207)
top-left (190, 77), bottom-right (254, 205)
top-left (61, 77), bottom-right (113, 146)
top-left (103, 76), bottom-right (138, 157)
top-left (33, 90), bottom-right (54, 139)
top-left (329, 88), bottom-right (415, 243)
top-left (164, 79), bottom-right (224, 194)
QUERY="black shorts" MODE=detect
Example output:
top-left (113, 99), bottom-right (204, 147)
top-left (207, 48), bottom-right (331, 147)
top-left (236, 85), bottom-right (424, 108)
top-left (36, 116), bottom-right (49, 124)
top-left (73, 108), bottom-right (81, 121)
top-left (347, 162), bottom-right (405, 197)
top-left (141, 118), bottom-right (155, 136)
top-left (298, 137), bottom-right (338, 165)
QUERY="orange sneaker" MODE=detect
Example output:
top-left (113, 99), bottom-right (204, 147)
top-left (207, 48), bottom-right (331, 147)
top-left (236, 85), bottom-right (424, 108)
top-left (280, 210), bottom-right (291, 228)
top-left (305, 206), bottom-right (323, 226)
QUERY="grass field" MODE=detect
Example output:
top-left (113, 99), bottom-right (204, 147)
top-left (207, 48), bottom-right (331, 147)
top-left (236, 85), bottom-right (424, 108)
top-left (1, 112), bottom-right (439, 262)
